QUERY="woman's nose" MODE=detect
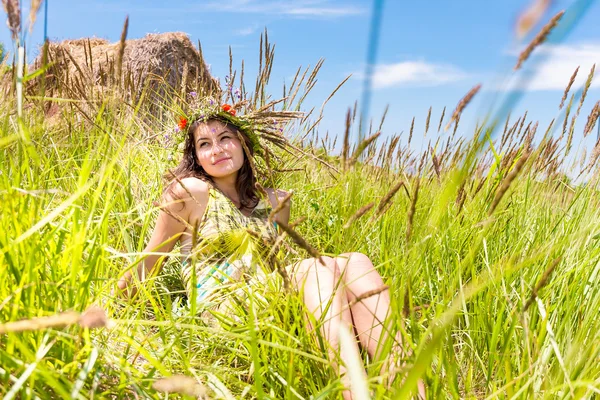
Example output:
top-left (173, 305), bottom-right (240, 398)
top-left (211, 142), bottom-right (224, 154)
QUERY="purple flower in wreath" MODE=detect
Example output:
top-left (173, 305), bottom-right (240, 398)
top-left (189, 91), bottom-right (197, 98)
top-left (234, 87), bottom-right (241, 100)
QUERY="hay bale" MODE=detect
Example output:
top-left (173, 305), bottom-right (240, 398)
top-left (29, 32), bottom-right (219, 104)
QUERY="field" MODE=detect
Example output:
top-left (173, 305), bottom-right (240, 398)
top-left (2, 13), bottom-right (600, 400)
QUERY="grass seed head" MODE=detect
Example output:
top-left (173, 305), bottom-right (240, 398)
top-left (514, 10), bottom-right (564, 70)
top-left (584, 101), bottom-right (600, 136)
top-left (2, 0), bottom-right (20, 41)
top-left (437, 106), bottom-right (446, 132)
top-left (445, 84), bottom-right (482, 131)
top-left (560, 66), bottom-right (579, 109)
top-left (344, 202), bottom-right (375, 229)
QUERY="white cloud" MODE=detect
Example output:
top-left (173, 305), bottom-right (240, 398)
top-left (236, 25), bottom-right (260, 36)
top-left (505, 43), bottom-right (600, 91)
top-left (204, 0), bottom-right (364, 18)
top-left (364, 61), bottom-right (469, 89)
top-left (283, 6), bottom-right (363, 17)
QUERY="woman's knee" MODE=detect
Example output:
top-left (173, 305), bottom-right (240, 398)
top-left (292, 256), bottom-right (340, 289)
top-left (336, 252), bottom-right (374, 275)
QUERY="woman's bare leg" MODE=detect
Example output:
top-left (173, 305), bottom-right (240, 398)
top-left (334, 252), bottom-right (425, 398)
top-left (290, 256), bottom-right (366, 400)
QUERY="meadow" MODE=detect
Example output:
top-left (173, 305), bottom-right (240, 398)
top-left (2, 10), bottom-right (600, 400)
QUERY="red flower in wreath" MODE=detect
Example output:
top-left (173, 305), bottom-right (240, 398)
top-left (221, 104), bottom-right (236, 116)
top-left (177, 117), bottom-right (188, 130)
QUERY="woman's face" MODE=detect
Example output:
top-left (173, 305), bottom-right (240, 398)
top-left (193, 119), bottom-right (245, 179)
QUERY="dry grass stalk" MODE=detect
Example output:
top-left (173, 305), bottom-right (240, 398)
top-left (445, 84), bottom-right (482, 131)
top-left (488, 151), bottom-right (530, 215)
top-left (456, 184), bottom-right (467, 214)
top-left (575, 64), bottom-right (596, 118)
top-left (405, 178), bottom-right (420, 242)
top-left (0, 306), bottom-right (108, 333)
top-left (586, 139), bottom-right (600, 172)
top-left (276, 221), bottom-right (324, 264)
top-left (431, 150), bottom-right (441, 180)
top-left (268, 191), bottom-right (293, 223)
top-left (290, 215), bottom-right (307, 228)
top-left (408, 117), bottom-right (415, 147)
top-left (515, 0), bottom-right (552, 39)
top-left (152, 375), bottom-right (208, 398)
top-left (452, 114), bottom-right (461, 138)
top-left (343, 203), bottom-right (375, 229)
top-left (500, 113), bottom-right (511, 146)
top-left (375, 180), bottom-right (405, 216)
top-left (437, 106), bottom-right (446, 132)
top-left (540, 118), bottom-right (555, 144)
top-left (560, 94), bottom-right (574, 141)
top-left (523, 257), bottom-right (561, 311)
top-left (514, 11), bottom-right (564, 70)
top-left (560, 66), bottom-right (579, 109)
top-left (29, 0), bottom-right (42, 31)
top-left (517, 111), bottom-right (528, 137)
top-left (347, 131), bottom-right (381, 168)
top-left (115, 16), bottom-right (129, 86)
top-left (378, 104), bottom-right (389, 133)
top-left (425, 106), bottom-right (432, 136)
top-left (580, 147), bottom-right (588, 170)
top-left (342, 109), bottom-right (351, 171)
top-left (584, 101), bottom-right (600, 136)
top-left (2, 0), bottom-right (20, 41)
top-left (565, 115), bottom-right (576, 154)
top-left (347, 285), bottom-right (389, 308)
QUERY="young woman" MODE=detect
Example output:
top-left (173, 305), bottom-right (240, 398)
top-left (117, 103), bottom-right (424, 399)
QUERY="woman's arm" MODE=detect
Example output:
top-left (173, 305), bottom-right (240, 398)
top-left (117, 178), bottom-right (209, 298)
top-left (266, 188), bottom-right (291, 226)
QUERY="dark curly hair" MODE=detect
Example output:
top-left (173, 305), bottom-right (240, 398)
top-left (163, 117), bottom-right (259, 210)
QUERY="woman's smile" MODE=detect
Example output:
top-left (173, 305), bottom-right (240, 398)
top-left (213, 157), bottom-right (232, 165)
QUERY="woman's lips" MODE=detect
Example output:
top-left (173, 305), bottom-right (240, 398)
top-left (213, 157), bottom-right (231, 165)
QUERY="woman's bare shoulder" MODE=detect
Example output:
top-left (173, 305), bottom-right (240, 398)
top-left (164, 177), bottom-right (210, 204)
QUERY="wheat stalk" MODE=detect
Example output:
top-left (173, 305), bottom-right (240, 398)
top-left (425, 106), bottom-right (432, 136)
top-left (488, 151), bottom-right (530, 215)
top-left (2, 0), bottom-right (20, 41)
top-left (437, 106), bottom-right (446, 132)
top-left (584, 101), bottom-right (600, 136)
top-left (523, 257), bottom-right (562, 311)
top-left (342, 108), bottom-right (351, 171)
top-left (277, 221), bottom-right (324, 264)
top-left (343, 203), bottom-right (375, 229)
top-left (115, 16), bottom-right (129, 87)
top-left (406, 178), bottom-right (420, 242)
top-left (373, 180), bottom-right (404, 220)
top-left (445, 84), bottom-right (482, 131)
top-left (514, 11), bottom-right (564, 70)
top-left (560, 66), bottom-right (579, 109)
top-left (347, 131), bottom-right (381, 168)
top-left (0, 305), bottom-right (108, 333)
top-left (575, 64), bottom-right (596, 119)
top-left (408, 117), bottom-right (415, 147)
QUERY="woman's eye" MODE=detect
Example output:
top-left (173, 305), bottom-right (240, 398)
top-left (199, 142), bottom-right (208, 148)
top-left (221, 135), bottom-right (231, 141)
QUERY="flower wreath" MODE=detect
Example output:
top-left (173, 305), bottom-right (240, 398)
top-left (164, 92), bottom-right (306, 179)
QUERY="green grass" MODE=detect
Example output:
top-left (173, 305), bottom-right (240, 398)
top-left (2, 41), bottom-right (600, 400)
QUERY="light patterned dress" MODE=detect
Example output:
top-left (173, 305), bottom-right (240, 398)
top-left (180, 186), bottom-right (280, 312)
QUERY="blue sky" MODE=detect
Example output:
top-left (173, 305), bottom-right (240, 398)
top-left (1, 0), bottom-right (600, 154)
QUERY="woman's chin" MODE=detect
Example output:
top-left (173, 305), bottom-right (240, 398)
top-left (207, 165), bottom-right (241, 178)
